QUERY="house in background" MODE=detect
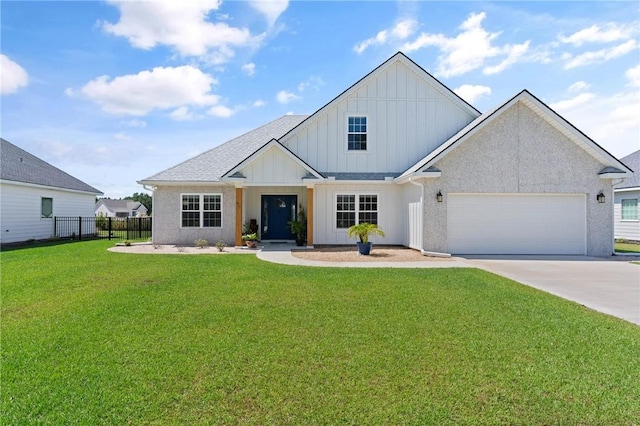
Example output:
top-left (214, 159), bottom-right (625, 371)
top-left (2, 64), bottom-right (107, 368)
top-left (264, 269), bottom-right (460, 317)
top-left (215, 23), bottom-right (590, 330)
top-left (614, 150), bottom-right (639, 242)
top-left (95, 199), bottom-right (148, 218)
top-left (0, 138), bottom-right (102, 244)
top-left (139, 52), bottom-right (632, 256)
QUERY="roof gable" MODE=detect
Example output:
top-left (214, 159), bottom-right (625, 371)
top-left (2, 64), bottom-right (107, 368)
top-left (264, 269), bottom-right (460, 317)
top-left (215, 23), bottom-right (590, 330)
top-left (0, 138), bottom-right (102, 194)
top-left (139, 115), bottom-right (308, 184)
top-left (279, 52), bottom-right (480, 144)
top-left (398, 90), bottom-right (633, 181)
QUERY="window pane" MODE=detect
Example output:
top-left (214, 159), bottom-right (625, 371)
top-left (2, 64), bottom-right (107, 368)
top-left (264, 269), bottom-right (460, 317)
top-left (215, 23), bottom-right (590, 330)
top-left (203, 212), bottom-right (222, 227)
top-left (203, 195), bottom-right (221, 211)
top-left (182, 195), bottom-right (199, 211)
top-left (337, 212), bottom-right (355, 228)
top-left (347, 116), bottom-right (367, 151)
top-left (182, 212), bottom-right (200, 227)
top-left (41, 197), bottom-right (53, 218)
top-left (622, 199), bottom-right (638, 220)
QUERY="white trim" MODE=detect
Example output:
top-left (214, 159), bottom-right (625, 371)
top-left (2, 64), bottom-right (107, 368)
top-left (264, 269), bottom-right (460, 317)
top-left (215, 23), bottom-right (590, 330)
top-left (179, 193), bottom-right (224, 229)
top-left (615, 187), bottom-right (640, 193)
top-left (0, 178), bottom-right (102, 196)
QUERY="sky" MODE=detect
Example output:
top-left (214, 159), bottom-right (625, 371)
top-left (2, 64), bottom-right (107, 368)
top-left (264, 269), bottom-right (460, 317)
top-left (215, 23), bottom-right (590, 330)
top-left (1, 0), bottom-right (639, 199)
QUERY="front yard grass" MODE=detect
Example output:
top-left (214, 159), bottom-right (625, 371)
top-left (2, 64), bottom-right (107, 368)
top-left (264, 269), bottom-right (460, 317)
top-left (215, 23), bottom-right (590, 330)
top-left (615, 241), bottom-right (640, 253)
top-left (2, 241), bottom-right (639, 425)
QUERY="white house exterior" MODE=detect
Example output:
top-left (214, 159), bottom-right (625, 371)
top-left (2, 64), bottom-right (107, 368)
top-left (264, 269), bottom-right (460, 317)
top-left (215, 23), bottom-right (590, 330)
top-left (0, 138), bottom-right (102, 244)
top-left (95, 199), bottom-right (148, 218)
top-left (139, 53), bottom-right (631, 256)
top-left (614, 150), bottom-right (639, 242)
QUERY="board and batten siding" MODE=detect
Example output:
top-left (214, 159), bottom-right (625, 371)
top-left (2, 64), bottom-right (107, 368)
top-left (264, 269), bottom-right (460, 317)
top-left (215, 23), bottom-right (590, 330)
top-left (281, 61), bottom-right (476, 174)
top-left (614, 190), bottom-right (640, 241)
top-left (240, 146), bottom-right (310, 185)
top-left (0, 182), bottom-right (96, 244)
top-left (313, 184), bottom-right (402, 245)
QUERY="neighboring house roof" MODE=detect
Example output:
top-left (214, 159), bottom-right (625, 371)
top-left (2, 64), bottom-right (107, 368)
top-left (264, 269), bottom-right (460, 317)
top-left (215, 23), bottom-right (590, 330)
top-left (95, 199), bottom-right (146, 213)
top-left (398, 90), bottom-right (633, 181)
top-left (615, 150), bottom-right (640, 190)
top-left (139, 115), bottom-right (308, 184)
top-left (0, 138), bottom-right (102, 194)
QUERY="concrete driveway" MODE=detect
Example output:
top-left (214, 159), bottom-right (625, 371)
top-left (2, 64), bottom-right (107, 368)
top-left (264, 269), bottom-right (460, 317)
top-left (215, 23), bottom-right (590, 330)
top-left (465, 255), bottom-right (640, 326)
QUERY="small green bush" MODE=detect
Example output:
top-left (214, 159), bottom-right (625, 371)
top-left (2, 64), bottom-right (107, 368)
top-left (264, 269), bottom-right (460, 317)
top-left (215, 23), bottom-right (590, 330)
top-left (194, 239), bottom-right (209, 249)
top-left (215, 240), bottom-right (226, 252)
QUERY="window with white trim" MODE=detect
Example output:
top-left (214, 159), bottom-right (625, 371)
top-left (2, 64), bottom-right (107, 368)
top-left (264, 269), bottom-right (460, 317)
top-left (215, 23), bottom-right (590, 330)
top-left (336, 194), bottom-right (378, 228)
top-left (347, 116), bottom-right (367, 151)
top-left (181, 194), bottom-right (222, 227)
top-left (41, 197), bottom-right (53, 219)
top-left (621, 198), bottom-right (638, 220)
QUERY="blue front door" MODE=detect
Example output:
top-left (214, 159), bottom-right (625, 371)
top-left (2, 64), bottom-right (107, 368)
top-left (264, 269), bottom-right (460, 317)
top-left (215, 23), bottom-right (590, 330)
top-left (261, 195), bottom-right (297, 240)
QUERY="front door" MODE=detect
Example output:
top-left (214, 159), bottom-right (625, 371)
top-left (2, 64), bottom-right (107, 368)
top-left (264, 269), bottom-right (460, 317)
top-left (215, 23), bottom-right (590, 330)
top-left (261, 195), bottom-right (297, 240)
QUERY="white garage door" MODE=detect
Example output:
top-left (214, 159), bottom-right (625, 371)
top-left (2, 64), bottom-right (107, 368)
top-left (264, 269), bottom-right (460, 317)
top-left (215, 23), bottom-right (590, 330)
top-left (447, 194), bottom-right (586, 255)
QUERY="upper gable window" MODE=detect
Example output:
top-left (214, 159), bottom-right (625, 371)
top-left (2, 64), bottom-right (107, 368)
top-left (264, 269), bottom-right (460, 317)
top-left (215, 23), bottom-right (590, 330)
top-left (347, 116), bottom-right (367, 151)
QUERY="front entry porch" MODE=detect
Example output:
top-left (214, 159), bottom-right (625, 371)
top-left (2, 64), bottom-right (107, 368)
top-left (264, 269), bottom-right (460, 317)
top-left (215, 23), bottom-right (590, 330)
top-left (234, 186), bottom-right (314, 247)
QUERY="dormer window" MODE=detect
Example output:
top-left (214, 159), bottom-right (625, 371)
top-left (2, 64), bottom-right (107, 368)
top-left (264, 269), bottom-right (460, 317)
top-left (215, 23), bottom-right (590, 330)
top-left (347, 116), bottom-right (367, 151)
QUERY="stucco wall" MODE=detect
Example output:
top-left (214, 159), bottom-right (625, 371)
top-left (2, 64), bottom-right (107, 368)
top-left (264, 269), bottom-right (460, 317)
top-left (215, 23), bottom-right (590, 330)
top-left (421, 101), bottom-right (614, 256)
top-left (152, 185), bottom-right (236, 246)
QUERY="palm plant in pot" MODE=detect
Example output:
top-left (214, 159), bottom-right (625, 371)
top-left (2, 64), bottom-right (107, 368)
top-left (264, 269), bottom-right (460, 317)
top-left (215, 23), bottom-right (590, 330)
top-left (287, 205), bottom-right (307, 246)
top-left (347, 222), bottom-right (385, 255)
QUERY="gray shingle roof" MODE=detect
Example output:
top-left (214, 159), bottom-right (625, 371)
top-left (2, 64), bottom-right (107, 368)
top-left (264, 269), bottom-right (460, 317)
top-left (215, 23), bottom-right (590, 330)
top-left (615, 150), bottom-right (640, 189)
top-left (140, 115), bottom-right (309, 183)
top-left (96, 199), bottom-right (144, 211)
top-left (1, 138), bottom-right (102, 194)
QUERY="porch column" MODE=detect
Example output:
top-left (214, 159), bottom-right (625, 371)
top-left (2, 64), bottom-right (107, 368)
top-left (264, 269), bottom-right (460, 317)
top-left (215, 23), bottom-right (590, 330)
top-left (235, 186), bottom-right (243, 246)
top-left (306, 186), bottom-right (314, 246)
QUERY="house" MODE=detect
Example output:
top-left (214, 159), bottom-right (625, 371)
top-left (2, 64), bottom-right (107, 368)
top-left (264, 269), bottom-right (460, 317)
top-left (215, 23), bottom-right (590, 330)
top-left (0, 138), bottom-right (102, 244)
top-left (95, 199), bottom-right (148, 218)
top-left (139, 52), bottom-right (632, 256)
top-left (614, 150), bottom-right (639, 242)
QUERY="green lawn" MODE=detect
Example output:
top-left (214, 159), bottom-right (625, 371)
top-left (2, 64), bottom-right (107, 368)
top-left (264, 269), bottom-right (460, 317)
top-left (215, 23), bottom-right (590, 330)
top-left (2, 241), bottom-right (639, 425)
top-left (615, 242), bottom-right (640, 253)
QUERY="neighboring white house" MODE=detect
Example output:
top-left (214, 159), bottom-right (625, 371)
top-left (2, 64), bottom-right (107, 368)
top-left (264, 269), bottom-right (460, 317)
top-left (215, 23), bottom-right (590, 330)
top-left (614, 150), bottom-right (639, 242)
top-left (139, 52), bottom-right (632, 256)
top-left (95, 199), bottom-right (148, 218)
top-left (0, 138), bottom-right (103, 244)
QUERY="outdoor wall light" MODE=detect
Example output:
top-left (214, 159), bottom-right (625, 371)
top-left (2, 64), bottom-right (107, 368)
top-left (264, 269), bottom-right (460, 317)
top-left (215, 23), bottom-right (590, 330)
top-left (436, 191), bottom-right (443, 202)
top-left (596, 191), bottom-right (605, 204)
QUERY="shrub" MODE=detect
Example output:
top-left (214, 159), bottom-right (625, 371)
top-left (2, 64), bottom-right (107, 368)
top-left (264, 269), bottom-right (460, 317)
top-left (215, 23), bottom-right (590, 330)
top-left (194, 239), bottom-right (209, 249)
top-left (215, 240), bottom-right (226, 252)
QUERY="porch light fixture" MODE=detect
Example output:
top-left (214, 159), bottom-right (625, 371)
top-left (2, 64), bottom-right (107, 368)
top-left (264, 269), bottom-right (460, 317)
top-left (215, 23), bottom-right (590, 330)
top-left (436, 191), bottom-right (443, 203)
top-left (596, 191), bottom-right (605, 204)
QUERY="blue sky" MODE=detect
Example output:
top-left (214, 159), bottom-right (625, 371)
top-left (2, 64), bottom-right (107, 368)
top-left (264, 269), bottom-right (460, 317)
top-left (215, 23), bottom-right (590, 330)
top-left (2, 1), bottom-right (639, 198)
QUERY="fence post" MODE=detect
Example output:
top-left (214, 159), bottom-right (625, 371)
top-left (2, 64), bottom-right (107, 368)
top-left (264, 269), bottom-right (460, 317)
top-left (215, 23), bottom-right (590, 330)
top-left (54, 217), bottom-right (57, 238)
top-left (108, 217), bottom-right (112, 240)
top-left (126, 217), bottom-right (130, 240)
top-left (138, 217), bottom-right (142, 239)
top-left (78, 216), bottom-right (82, 241)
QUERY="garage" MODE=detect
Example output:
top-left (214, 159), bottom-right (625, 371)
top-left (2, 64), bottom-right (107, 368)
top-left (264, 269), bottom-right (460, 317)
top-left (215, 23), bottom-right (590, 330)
top-left (447, 194), bottom-right (586, 255)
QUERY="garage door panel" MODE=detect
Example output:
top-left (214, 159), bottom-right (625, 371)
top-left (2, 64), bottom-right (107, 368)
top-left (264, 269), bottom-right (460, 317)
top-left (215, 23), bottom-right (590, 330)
top-left (447, 194), bottom-right (586, 255)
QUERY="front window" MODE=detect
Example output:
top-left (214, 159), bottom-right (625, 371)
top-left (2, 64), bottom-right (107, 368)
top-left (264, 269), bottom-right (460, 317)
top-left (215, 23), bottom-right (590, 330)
top-left (41, 197), bottom-right (53, 219)
top-left (336, 194), bottom-right (378, 229)
top-left (181, 194), bottom-right (223, 228)
top-left (347, 116), bottom-right (367, 151)
top-left (621, 198), bottom-right (638, 220)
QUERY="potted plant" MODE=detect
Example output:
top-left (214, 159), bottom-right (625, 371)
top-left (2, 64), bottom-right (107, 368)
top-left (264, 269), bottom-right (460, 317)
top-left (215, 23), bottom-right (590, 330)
top-left (287, 205), bottom-right (307, 246)
top-left (347, 222), bottom-right (385, 255)
top-left (242, 232), bottom-right (259, 248)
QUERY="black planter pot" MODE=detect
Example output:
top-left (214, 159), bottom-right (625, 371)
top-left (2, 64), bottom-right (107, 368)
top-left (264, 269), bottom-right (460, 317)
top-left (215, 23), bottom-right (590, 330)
top-left (356, 242), bottom-right (372, 255)
top-left (296, 238), bottom-right (305, 247)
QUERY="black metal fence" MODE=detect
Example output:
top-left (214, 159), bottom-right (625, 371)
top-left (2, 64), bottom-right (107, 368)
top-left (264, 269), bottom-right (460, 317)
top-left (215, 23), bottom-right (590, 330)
top-left (54, 217), bottom-right (152, 241)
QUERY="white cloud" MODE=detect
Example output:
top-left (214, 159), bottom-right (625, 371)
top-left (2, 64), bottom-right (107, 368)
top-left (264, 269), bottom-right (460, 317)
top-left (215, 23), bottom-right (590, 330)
top-left (242, 62), bottom-right (256, 76)
top-left (297, 76), bottom-right (325, 92)
top-left (626, 64), bottom-right (640, 87)
top-left (67, 65), bottom-right (220, 115)
top-left (208, 105), bottom-right (235, 118)
top-left (170, 106), bottom-right (197, 121)
top-left (276, 90), bottom-right (301, 104)
top-left (401, 12), bottom-right (530, 78)
top-left (101, 0), bottom-right (263, 62)
top-left (453, 84), bottom-right (491, 104)
top-left (1, 54), bottom-right (29, 95)
top-left (249, 0), bottom-right (289, 27)
top-left (568, 81), bottom-right (590, 93)
top-left (354, 19), bottom-right (417, 54)
top-left (559, 23), bottom-right (633, 46)
top-left (549, 92), bottom-right (596, 111)
top-left (122, 118), bottom-right (147, 128)
top-left (114, 132), bottom-right (131, 141)
top-left (563, 39), bottom-right (638, 69)
top-left (252, 99), bottom-right (266, 107)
